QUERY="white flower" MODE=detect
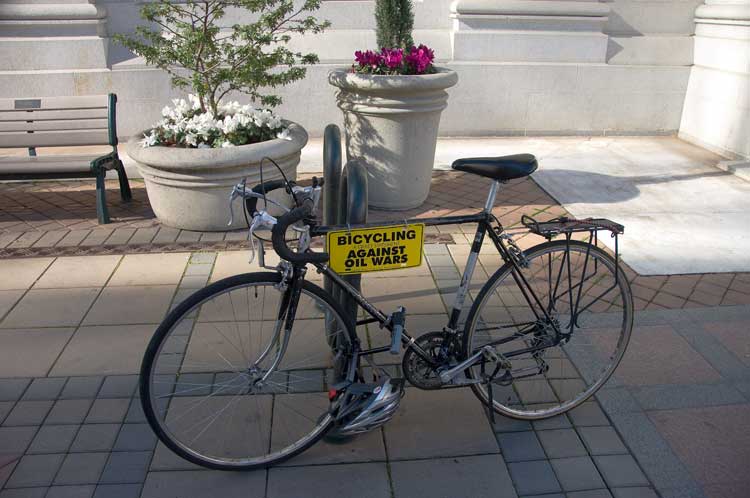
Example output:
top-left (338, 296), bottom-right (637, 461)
top-left (140, 131), bottom-right (158, 148)
top-left (184, 133), bottom-right (198, 147)
top-left (197, 143), bottom-right (211, 149)
top-left (221, 140), bottom-right (236, 148)
top-left (221, 114), bottom-right (240, 134)
top-left (276, 128), bottom-right (291, 140)
top-left (161, 106), bottom-right (172, 118)
top-left (268, 115), bottom-right (283, 129)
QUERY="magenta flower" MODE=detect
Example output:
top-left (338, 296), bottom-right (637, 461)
top-left (354, 50), bottom-right (382, 69)
top-left (405, 44), bottom-right (435, 74)
top-left (380, 48), bottom-right (404, 70)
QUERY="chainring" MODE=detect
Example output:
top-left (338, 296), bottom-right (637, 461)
top-left (402, 331), bottom-right (452, 390)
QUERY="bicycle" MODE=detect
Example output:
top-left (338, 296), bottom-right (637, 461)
top-left (139, 153), bottom-right (634, 470)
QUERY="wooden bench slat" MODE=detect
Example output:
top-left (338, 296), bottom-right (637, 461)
top-left (0, 119), bottom-right (108, 133)
top-left (0, 155), bottom-right (97, 174)
top-left (0, 108), bottom-right (109, 122)
top-left (0, 95), bottom-right (109, 112)
top-left (0, 130), bottom-right (110, 148)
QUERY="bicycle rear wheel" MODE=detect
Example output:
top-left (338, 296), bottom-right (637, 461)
top-left (140, 272), bottom-right (356, 470)
top-left (463, 240), bottom-right (633, 419)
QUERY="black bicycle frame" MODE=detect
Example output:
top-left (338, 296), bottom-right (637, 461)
top-left (305, 180), bottom-right (563, 368)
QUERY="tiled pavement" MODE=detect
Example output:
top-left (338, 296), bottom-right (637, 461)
top-left (0, 247), bottom-right (748, 498)
top-left (2, 174), bottom-right (749, 312)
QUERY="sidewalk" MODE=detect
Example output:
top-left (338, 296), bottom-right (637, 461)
top-left (0, 248), bottom-right (748, 498)
top-left (1, 136), bottom-right (749, 498)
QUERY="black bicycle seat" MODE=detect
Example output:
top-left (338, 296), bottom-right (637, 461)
top-left (451, 153), bottom-right (538, 181)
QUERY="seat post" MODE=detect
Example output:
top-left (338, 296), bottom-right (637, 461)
top-left (484, 181), bottom-right (500, 212)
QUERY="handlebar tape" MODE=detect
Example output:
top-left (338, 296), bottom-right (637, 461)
top-left (245, 179), bottom-right (289, 215)
top-left (271, 200), bottom-right (329, 265)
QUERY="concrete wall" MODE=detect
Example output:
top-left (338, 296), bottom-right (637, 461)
top-left (678, 2), bottom-right (750, 160)
top-left (0, 0), bottom-right (706, 140)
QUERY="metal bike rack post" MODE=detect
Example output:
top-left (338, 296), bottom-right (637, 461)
top-left (337, 159), bottom-right (367, 323)
top-left (323, 124), bottom-right (342, 301)
top-left (322, 125), bottom-right (367, 335)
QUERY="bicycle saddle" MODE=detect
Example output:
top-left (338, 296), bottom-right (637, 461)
top-left (451, 153), bottom-right (538, 181)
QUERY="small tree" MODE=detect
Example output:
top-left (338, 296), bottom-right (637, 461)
top-left (375, 0), bottom-right (414, 50)
top-left (114, 0), bottom-right (329, 116)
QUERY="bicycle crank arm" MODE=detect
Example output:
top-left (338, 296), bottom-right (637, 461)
top-left (439, 346), bottom-right (509, 384)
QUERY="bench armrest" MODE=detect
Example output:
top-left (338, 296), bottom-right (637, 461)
top-left (89, 150), bottom-right (119, 172)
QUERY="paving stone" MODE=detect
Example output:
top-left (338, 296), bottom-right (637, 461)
top-left (53, 453), bottom-right (108, 486)
top-left (594, 455), bottom-right (650, 488)
top-left (631, 383), bottom-right (746, 411)
top-left (3, 400), bottom-right (53, 426)
top-left (578, 426), bottom-right (628, 456)
top-left (85, 399), bottom-right (130, 424)
top-left (98, 376), bottom-right (138, 399)
top-left (6, 453), bottom-right (65, 488)
top-left (549, 456), bottom-right (606, 492)
top-left (45, 485), bottom-right (95, 498)
top-left (113, 424), bottom-right (156, 452)
top-left (1, 288), bottom-right (99, 328)
top-left (0, 426), bottom-right (37, 453)
top-left (92, 484), bottom-right (141, 498)
top-left (0, 379), bottom-right (30, 402)
top-left (27, 425), bottom-right (78, 454)
top-left (611, 488), bottom-right (658, 498)
top-left (383, 388), bottom-right (499, 459)
top-left (100, 451), bottom-right (151, 484)
top-left (537, 428), bottom-right (588, 458)
top-left (70, 424), bottom-right (120, 453)
top-left (21, 378), bottom-right (66, 401)
top-left (50, 325), bottom-right (154, 377)
top-left (391, 455), bottom-right (515, 498)
top-left (268, 463), bottom-right (389, 498)
top-left (124, 399), bottom-right (146, 424)
top-left (532, 413), bottom-right (571, 431)
top-left (45, 400), bottom-right (92, 425)
top-left (497, 431), bottom-right (546, 462)
top-left (286, 369), bottom-right (324, 393)
top-left (278, 427), bottom-right (387, 466)
top-left (0, 329), bottom-right (75, 378)
top-left (566, 490), bottom-right (613, 498)
top-left (142, 470), bottom-right (265, 498)
top-left (0, 400), bottom-right (13, 424)
top-left (128, 228), bottom-right (159, 246)
top-left (606, 411), bottom-right (698, 493)
top-left (0, 488), bottom-right (48, 498)
top-left (183, 264), bottom-right (212, 277)
top-left (568, 402), bottom-right (610, 427)
top-left (507, 460), bottom-right (561, 496)
top-left (60, 377), bottom-right (103, 400)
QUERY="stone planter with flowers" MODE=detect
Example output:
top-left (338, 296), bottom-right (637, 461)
top-left (329, 0), bottom-right (458, 210)
top-left (116, 0), bottom-right (328, 231)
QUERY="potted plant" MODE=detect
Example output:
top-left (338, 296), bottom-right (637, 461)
top-left (328, 0), bottom-right (458, 210)
top-left (117, 0), bottom-right (328, 230)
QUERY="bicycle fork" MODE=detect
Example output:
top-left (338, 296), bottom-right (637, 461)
top-left (250, 265), bottom-right (307, 387)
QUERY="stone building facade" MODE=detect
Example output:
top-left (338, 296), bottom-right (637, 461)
top-left (0, 0), bottom-right (747, 159)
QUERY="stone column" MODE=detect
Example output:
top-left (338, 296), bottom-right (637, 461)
top-left (0, 1), bottom-right (108, 71)
top-left (450, 0), bottom-right (610, 62)
top-left (679, 1), bottom-right (750, 160)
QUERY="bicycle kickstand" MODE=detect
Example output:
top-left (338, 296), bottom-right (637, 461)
top-left (481, 361), bottom-right (502, 425)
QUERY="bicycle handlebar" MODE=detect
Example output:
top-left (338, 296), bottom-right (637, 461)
top-left (245, 179), bottom-right (289, 215)
top-left (271, 198), bottom-right (329, 265)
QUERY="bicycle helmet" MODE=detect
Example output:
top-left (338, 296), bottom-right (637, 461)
top-left (328, 378), bottom-right (405, 437)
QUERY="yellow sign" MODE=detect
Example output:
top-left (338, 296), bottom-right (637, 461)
top-left (327, 224), bottom-right (424, 274)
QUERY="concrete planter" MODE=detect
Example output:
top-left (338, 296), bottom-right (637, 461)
top-left (126, 122), bottom-right (307, 231)
top-left (329, 67), bottom-right (458, 210)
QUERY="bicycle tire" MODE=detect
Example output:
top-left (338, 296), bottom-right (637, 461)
top-left (463, 240), bottom-right (633, 420)
top-left (140, 271), bottom-right (357, 470)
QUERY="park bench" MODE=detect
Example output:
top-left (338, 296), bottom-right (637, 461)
top-left (0, 93), bottom-right (132, 224)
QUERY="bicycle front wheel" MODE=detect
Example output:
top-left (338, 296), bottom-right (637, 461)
top-left (464, 240), bottom-right (633, 419)
top-left (140, 272), bottom-right (356, 470)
